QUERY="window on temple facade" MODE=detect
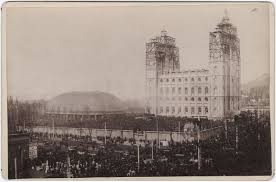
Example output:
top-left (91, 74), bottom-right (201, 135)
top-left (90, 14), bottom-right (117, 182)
top-left (198, 97), bottom-right (201, 101)
top-left (205, 87), bottom-right (208, 94)
top-left (191, 97), bottom-right (194, 101)
top-left (172, 78), bottom-right (175, 82)
top-left (166, 107), bottom-right (169, 113)
top-left (191, 77), bottom-right (194, 82)
top-left (178, 78), bottom-right (181, 82)
top-left (198, 77), bottom-right (201, 81)
top-left (185, 107), bottom-right (188, 113)
top-left (160, 79), bottom-right (163, 82)
top-left (172, 106), bottom-right (175, 113)
top-left (185, 78), bottom-right (188, 82)
top-left (185, 97), bottom-right (188, 101)
top-left (178, 87), bottom-right (181, 94)
top-left (205, 97), bottom-right (208, 101)
top-left (185, 87), bottom-right (188, 94)
top-left (205, 107), bottom-right (208, 113)
top-left (166, 79), bottom-right (169, 82)
top-left (198, 87), bottom-right (202, 94)
top-left (191, 87), bottom-right (195, 94)
top-left (191, 107), bottom-right (195, 114)
top-left (178, 107), bottom-right (181, 113)
top-left (205, 77), bottom-right (208, 81)
top-left (198, 107), bottom-right (202, 114)
top-left (172, 87), bottom-right (175, 94)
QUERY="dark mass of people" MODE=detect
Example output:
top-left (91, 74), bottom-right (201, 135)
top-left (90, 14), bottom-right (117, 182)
top-left (8, 104), bottom-right (271, 178)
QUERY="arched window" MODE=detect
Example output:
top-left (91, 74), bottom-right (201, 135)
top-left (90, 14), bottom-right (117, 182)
top-left (166, 79), bottom-right (169, 82)
top-left (205, 77), bottom-right (208, 81)
top-left (185, 107), bottom-right (188, 113)
top-left (185, 78), bottom-right (188, 82)
top-left (205, 97), bottom-right (208, 101)
top-left (185, 97), bottom-right (188, 101)
top-left (178, 78), bottom-right (181, 82)
top-left (191, 97), bottom-right (194, 101)
top-left (198, 87), bottom-right (202, 94)
top-left (205, 87), bottom-right (209, 94)
top-left (191, 107), bottom-right (195, 114)
top-left (205, 107), bottom-right (208, 113)
top-left (191, 77), bottom-right (194, 82)
top-left (198, 97), bottom-right (201, 101)
top-left (160, 79), bottom-right (163, 82)
top-left (198, 107), bottom-right (202, 114)
top-left (172, 78), bottom-right (175, 82)
top-left (198, 77), bottom-right (201, 82)
top-left (178, 87), bottom-right (181, 94)
top-left (191, 87), bottom-right (195, 94)
top-left (185, 88), bottom-right (188, 94)
top-left (178, 107), bottom-right (181, 113)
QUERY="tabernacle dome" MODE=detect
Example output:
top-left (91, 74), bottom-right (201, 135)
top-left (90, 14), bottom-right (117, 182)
top-left (46, 91), bottom-right (127, 114)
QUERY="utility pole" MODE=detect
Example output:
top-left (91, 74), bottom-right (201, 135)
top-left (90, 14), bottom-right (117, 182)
top-left (104, 122), bottom-right (107, 145)
top-left (157, 118), bottom-right (160, 149)
top-left (235, 124), bottom-right (239, 154)
top-left (224, 119), bottom-right (228, 140)
top-left (178, 121), bottom-right (181, 143)
top-left (137, 144), bottom-right (140, 173)
top-left (197, 118), bottom-right (201, 171)
top-left (151, 140), bottom-right (154, 160)
top-left (52, 115), bottom-right (55, 139)
top-left (14, 157), bottom-right (17, 179)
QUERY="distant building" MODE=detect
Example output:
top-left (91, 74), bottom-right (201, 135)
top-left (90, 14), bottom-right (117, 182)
top-left (45, 91), bottom-right (127, 124)
top-left (145, 12), bottom-right (241, 119)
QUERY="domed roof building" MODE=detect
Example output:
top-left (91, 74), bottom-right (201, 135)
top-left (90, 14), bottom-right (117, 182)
top-left (46, 91), bottom-right (127, 115)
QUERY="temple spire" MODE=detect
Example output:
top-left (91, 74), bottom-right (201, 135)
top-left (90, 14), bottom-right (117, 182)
top-left (220, 9), bottom-right (230, 24)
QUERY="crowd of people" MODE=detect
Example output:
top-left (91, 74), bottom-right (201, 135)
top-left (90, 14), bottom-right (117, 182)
top-left (19, 110), bottom-right (271, 178)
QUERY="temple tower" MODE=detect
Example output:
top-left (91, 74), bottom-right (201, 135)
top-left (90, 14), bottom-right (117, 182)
top-left (208, 11), bottom-right (241, 119)
top-left (145, 30), bottom-right (180, 115)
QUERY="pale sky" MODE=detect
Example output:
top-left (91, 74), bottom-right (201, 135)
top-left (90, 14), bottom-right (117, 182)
top-left (6, 3), bottom-right (271, 101)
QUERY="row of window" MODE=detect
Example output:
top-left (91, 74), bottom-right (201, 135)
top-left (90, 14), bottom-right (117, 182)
top-left (160, 87), bottom-right (209, 95)
top-left (160, 76), bottom-right (208, 83)
top-left (160, 106), bottom-right (209, 114)
top-left (160, 96), bottom-right (209, 102)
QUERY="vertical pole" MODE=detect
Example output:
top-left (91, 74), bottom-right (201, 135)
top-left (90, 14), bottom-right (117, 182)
top-left (137, 144), bottom-right (140, 173)
top-left (14, 157), bottom-right (17, 179)
top-left (104, 122), bottom-right (107, 145)
top-left (151, 140), bottom-right (154, 160)
top-left (235, 124), bottom-right (238, 153)
top-left (197, 123), bottom-right (201, 170)
top-left (225, 119), bottom-right (228, 140)
top-left (157, 118), bottom-right (160, 149)
top-left (178, 121), bottom-right (181, 143)
top-left (52, 115), bottom-right (55, 139)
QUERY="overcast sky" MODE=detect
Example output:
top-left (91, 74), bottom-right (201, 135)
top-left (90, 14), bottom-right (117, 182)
top-left (6, 3), bottom-right (271, 101)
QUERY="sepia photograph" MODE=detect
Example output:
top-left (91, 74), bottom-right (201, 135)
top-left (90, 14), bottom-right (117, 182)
top-left (1, 2), bottom-right (274, 180)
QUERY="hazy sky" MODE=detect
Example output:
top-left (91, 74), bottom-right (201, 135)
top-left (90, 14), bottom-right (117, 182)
top-left (6, 3), bottom-right (271, 100)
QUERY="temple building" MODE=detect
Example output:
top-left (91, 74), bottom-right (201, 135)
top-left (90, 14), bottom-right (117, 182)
top-left (145, 12), bottom-right (241, 119)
